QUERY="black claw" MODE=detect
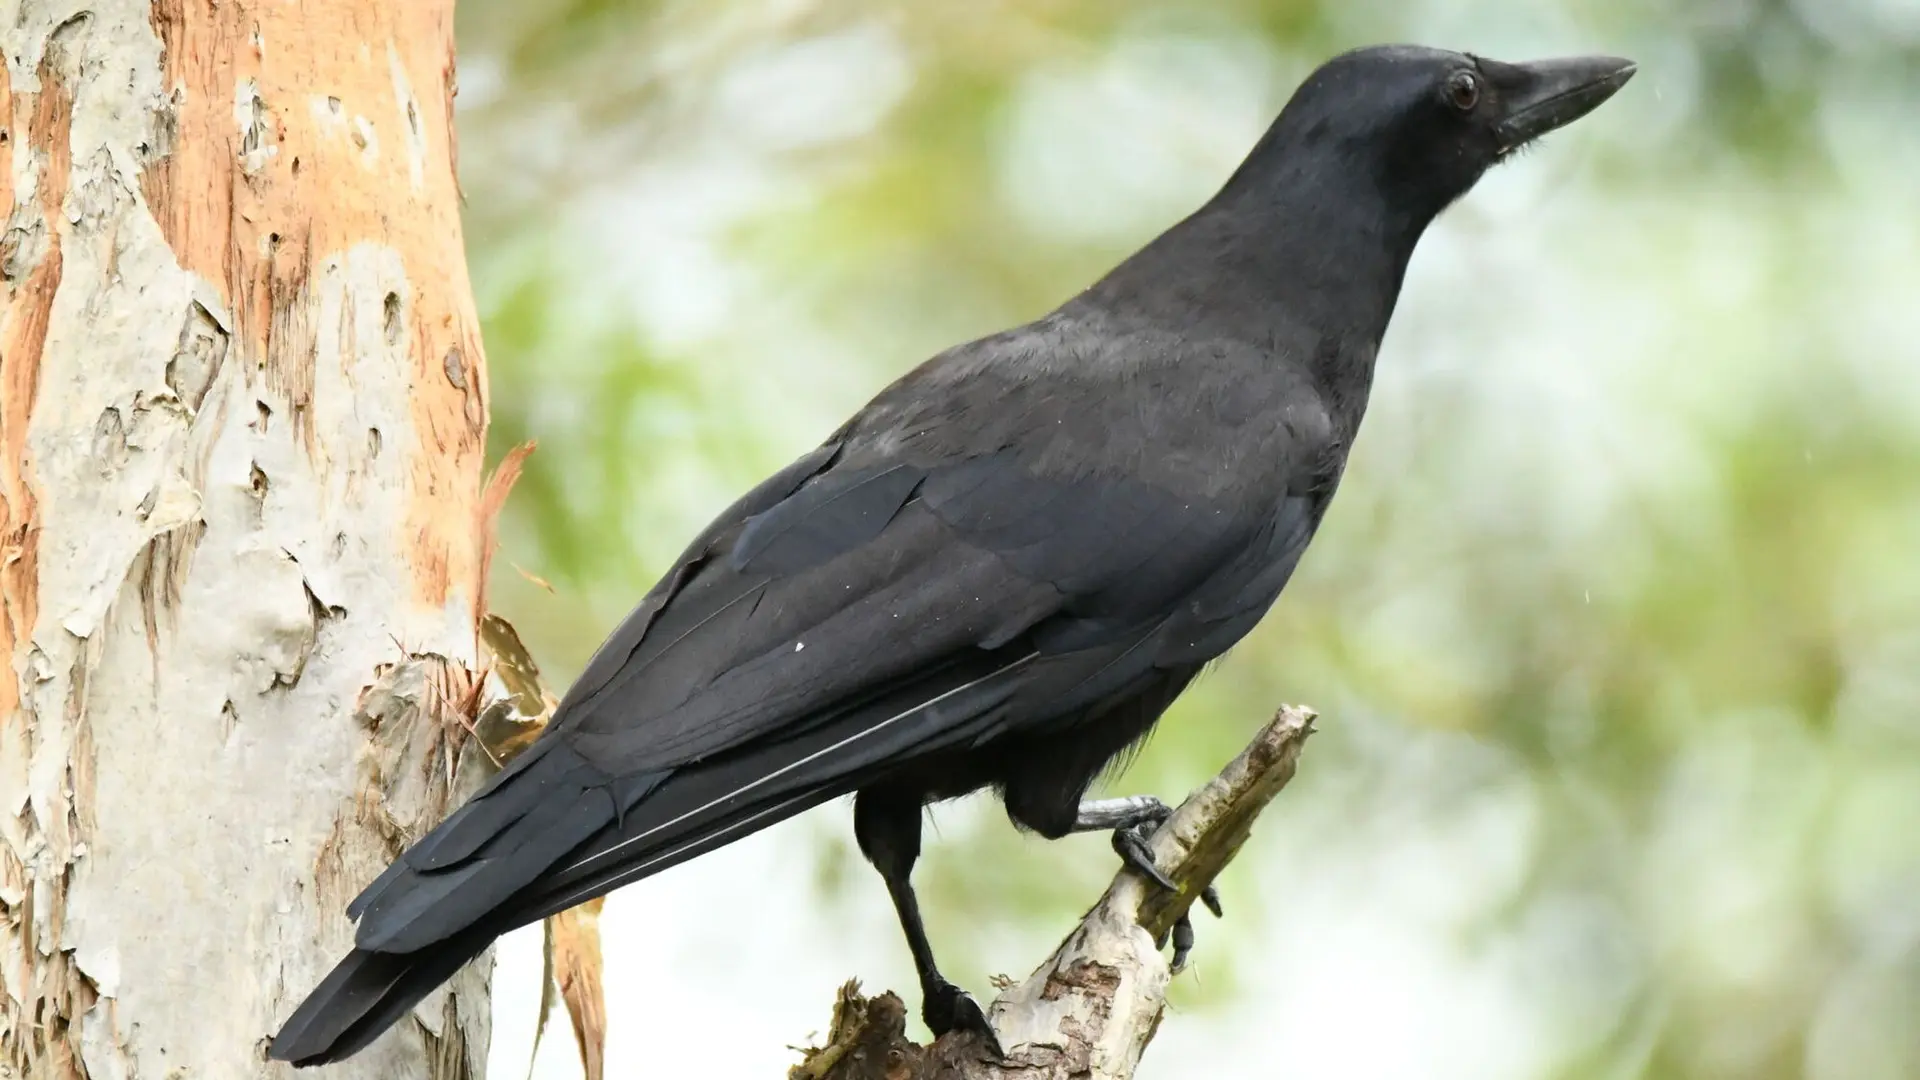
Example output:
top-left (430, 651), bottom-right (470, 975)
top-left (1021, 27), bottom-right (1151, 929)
top-left (924, 979), bottom-right (1003, 1057)
top-left (1111, 825), bottom-right (1178, 892)
top-left (1200, 884), bottom-right (1223, 919)
top-left (1169, 912), bottom-right (1197, 973)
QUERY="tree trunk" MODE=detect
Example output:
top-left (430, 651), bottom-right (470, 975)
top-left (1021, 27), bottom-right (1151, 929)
top-left (1, 1), bottom-right (495, 1076)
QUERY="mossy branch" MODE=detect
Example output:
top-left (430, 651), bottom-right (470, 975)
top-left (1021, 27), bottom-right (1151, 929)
top-left (792, 704), bottom-right (1319, 1080)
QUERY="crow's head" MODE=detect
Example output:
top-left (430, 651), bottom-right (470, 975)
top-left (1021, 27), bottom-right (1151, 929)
top-left (1235, 45), bottom-right (1635, 226)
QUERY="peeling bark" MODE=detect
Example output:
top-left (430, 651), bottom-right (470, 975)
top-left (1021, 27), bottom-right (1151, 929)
top-left (1, 1), bottom-right (495, 1076)
top-left (792, 707), bottom-right (1319, 1080)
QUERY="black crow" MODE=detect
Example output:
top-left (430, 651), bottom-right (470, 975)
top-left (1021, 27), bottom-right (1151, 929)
top-left (271, 44), bottom-right (1633, 1064)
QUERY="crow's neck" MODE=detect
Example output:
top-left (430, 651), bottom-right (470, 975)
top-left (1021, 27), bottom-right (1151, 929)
top-left (1082, 161), bottom-right (1427, 412)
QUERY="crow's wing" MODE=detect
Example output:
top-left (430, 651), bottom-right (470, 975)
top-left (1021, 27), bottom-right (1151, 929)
top-left (346, 428), bottom-right (1301, 913)
top-left (557, 446), bottom-right (1272, 764)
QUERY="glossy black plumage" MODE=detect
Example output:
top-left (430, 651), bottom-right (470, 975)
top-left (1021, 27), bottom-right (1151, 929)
top-left (272, 44), bottom-right (1632, 1064)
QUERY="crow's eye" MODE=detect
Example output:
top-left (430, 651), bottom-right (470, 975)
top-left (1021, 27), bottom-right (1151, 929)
top-left (1446, 71), bottom-right (1481, 111)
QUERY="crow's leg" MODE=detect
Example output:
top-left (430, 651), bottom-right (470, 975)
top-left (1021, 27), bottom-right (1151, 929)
top-left (855, 788), bottom-right (1001, 1053)
top-left (1072, 795), bottom-right (1223, 972)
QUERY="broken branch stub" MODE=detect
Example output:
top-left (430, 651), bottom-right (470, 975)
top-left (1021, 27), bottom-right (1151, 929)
top-left (1129, 703), bottom-right (1318, 943)
top-left (792, 704), bottom-right (1319, 1080)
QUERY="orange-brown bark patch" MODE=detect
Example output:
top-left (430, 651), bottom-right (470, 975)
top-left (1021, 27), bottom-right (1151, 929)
top-left (0, 42), bottom-right (74, 722)
top-left (0, 40), bottom-right (87, 1080)
top-left (145, 0), bottom-right (487, 616)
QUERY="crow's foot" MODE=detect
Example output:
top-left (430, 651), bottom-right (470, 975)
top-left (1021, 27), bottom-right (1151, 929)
top-left (1103, 803), bottom-right (1223, 973)
top-left (923, 977), bottom-right (1002, 1056)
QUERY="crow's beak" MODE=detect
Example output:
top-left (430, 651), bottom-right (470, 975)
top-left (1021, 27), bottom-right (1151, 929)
top-left (1494, 55), bottom-right (1636, 152)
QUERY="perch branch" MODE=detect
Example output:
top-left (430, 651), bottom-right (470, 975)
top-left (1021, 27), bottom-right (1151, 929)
top-left (792, 704), bottom-right (1319, 1080)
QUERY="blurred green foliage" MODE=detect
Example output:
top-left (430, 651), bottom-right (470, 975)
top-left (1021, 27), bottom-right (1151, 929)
top-left (457, 2), bottom-right (1920, 1077)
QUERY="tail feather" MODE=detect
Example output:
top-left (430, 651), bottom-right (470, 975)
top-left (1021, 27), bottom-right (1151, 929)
top-left (268, 779), bottom-right (827, 1067)
top-left (344, 739), bottom-right (581, 921)
top-left (409, 740), bottom-right (604, 870)
top-left (272, 651), bottom-right (1033, 1065)
top-left (349, 742), bottom-right (667, 954)
top-left (354, 795), bottom-right (613, 953)
top-left (270, 929), bottom-right (492, 1066)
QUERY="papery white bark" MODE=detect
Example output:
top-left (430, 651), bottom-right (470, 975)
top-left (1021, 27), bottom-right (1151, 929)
top-left (1, 1), bottom-right (494, 1076)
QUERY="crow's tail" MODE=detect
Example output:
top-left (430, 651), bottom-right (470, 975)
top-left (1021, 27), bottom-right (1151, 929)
top-left (269, 928), bottom-right (494, 1066)
top-left (270, 650), bottom-right (1027, 1065)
